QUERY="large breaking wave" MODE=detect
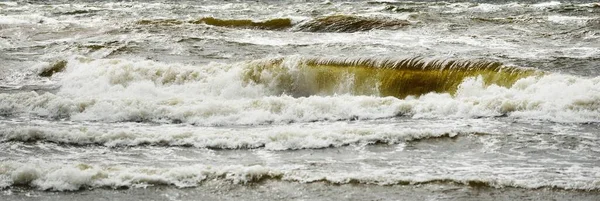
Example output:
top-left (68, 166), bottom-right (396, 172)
top-left (244, 57), bottom-right (538, 98)
top-left (1, 56), bottom-right (599, 125)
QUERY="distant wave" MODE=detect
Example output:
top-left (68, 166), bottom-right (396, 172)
top-left (136, 15), bottom-right (411, 32)
top-left (293, 15), bottom-right (410, 32)
top-left (137, 17), bottom-right (293, 30)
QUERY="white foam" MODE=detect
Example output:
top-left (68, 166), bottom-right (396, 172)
top-left (0, 15), bottom-right (59, 25)
top-left (580, 3), bottom-right (600, 8)
top-left (469, 4), bottom-right (503, 13)
top-left (547, 15), bottom-right (595, 25)
top-left (0, 2), bottom-right (18, 6)
top-left (532, 1), bottom-right (562, 8)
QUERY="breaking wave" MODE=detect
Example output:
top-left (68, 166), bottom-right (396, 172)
top-left (0, 56), bottom-right (598, 125)
top-left (244, 57), bottom-right (539, 98)
top-left (0, 123), bottom-right (465, 150)
top-left (1, 162), bottom-right (598, 191)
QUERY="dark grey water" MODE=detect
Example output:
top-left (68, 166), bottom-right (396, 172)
top-left (1, 0), bottom-right (599, 200)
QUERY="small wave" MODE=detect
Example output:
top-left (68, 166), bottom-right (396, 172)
top-left (54, 10), bottom-right (99, 16)
top-left (372, 1), bottom-right (600, 16)
top-left (294, 15), bottom-right (411, 32)
top-left (470, 17), bottom-right (528, 24)
top-left (136, 19), bottom-right (185, 26)
top-left (0, 123), bottom-right (463, 150)
top-left (471, 15), bottom-right (597, 26)
top-left (136, 17), bottom-right (293, 30)
top-left (37, 60), bottom-right (67, 77)
top-left (190, 17), bottom-right (293, 30)
top-left (1, 162), bottom-right (597, 191)
top-left (547, 15), bottom-right (595, 25)
top-left (0, 162), bottom-right (281, 191)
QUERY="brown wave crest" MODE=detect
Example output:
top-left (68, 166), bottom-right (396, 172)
top-left (243, 57), bottom-right (540, 98)
top-left (189, 17), bottom-right (293, 30)
top-left (136, 17), bottom-right (293, 30)
top-left (39, 60), bottom-right (67, 77)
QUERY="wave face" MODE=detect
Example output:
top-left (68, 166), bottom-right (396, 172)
top-left (244, 57), bottom-right (539, 98)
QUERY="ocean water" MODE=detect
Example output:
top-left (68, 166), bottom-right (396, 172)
top-left (1, 0), bottom-right (600, 200)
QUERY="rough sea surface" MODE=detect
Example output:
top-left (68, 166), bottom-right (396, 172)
top-left (1, 0), bottom-right (600, 200)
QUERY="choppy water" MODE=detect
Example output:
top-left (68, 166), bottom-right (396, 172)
top-left (1, 0), bottom-right (600, 200)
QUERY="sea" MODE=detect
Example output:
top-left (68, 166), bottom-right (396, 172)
top-left (1, 0), bottom-right (599, 200)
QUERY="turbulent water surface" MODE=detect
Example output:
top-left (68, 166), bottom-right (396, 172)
top-left (1, 0), bottom-right (600, 200)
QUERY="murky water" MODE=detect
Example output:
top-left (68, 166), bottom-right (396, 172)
top-left (1, 0), bottom-right (599, 200)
